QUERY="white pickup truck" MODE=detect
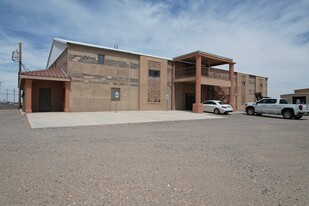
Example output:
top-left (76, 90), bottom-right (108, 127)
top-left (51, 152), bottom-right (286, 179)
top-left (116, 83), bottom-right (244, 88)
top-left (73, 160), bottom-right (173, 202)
top-left (245, 98), bottom-right (306, 119)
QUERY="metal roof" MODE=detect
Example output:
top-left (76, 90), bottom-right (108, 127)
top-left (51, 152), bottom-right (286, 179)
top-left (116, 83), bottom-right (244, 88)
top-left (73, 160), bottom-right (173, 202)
top-left (46, 38), bottom-right (172, 69)
top-left (20, 67), bottom-right (69, 80)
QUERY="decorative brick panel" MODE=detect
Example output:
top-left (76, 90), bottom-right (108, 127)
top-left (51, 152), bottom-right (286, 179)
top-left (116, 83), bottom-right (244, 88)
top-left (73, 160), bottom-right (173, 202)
top-left (148, 60), bottom-right (161, 102)
top-left (148, 78), bottom-right (160, 102)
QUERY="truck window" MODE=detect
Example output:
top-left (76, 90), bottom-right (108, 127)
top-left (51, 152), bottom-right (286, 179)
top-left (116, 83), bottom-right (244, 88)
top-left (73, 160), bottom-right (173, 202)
top-left (279, 99), bottom-right (288, 104)
top-left (265, 99), bottom-right (277, 104)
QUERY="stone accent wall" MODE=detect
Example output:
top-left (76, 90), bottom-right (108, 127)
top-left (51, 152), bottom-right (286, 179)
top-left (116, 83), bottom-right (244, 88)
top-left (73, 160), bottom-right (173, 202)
top-left (148, 60), bottom-right (161, 102)
top-left (148, 79), bottom-right (160, 102)
top-left (69, 73), bottom-right (139, 87)
top-left (68, 54), bottom-right (139, 69)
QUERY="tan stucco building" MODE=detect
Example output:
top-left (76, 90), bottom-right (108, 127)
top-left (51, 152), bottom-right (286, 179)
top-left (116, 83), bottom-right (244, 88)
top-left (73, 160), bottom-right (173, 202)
top-left (281, 88), bottom-right (309, 104)
top-left (19, 38), bottom-right (267, 113)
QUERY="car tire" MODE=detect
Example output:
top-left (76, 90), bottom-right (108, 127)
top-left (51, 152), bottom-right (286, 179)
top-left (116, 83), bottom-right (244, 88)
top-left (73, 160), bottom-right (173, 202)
top-left (246, 107), bottom-right (255, 115)
top-left (214, 108), bottom-right (220, 114)
top-left (283, 110), bottom-right (293, 119)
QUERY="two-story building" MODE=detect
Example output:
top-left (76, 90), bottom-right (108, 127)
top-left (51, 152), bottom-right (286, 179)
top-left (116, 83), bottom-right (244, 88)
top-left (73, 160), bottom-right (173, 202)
top-left (19, 38), bottom-right (267, 113)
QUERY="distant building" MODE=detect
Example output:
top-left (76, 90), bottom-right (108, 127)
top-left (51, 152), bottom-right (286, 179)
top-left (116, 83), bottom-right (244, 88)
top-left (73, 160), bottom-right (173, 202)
top-left (19, 38), bottom-right (267, 113)
top-left (281, 88), bottom-right (309, 104)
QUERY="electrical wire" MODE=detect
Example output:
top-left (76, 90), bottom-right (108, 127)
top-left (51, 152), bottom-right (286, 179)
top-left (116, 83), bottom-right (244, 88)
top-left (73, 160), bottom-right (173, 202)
top-left (21, 63), bottom-right (31, 72)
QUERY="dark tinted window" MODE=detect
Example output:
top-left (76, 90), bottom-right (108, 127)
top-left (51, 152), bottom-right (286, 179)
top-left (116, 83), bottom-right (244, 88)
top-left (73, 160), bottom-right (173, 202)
top-left (149, 69), bottom-right (160, 78)
top-left (279, 99), bottom-right (288, 104)
top-left (203, 101), bottom-right (216, 105)
top-left (265, 99), bottom-right (277, 104)
top-left (98, 54), bottom-right (104, 64)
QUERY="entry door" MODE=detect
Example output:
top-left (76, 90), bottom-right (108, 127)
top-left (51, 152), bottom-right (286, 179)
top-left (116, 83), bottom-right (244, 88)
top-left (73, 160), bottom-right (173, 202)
top-left (185, 93), bottom-right (195, 110)
top-left (39, 88), bottom-right (51, 112)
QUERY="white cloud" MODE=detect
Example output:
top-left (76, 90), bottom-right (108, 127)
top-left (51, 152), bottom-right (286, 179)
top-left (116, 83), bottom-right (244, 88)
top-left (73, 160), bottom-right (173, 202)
top-left (0, 0), bottom-right (308, 99)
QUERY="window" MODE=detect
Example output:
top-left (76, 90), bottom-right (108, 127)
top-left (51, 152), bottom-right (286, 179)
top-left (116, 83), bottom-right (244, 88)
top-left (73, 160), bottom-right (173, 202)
top-left (111, 88), bottom-right (120, 101)
top-left (149, 69), bottom-right (160, 78)
top-left (98, 54), bottom-right (104, 64)
top-left (264, 99), bottom-right (277, 104)
top-left (279, 99), bottom-right (288, 104)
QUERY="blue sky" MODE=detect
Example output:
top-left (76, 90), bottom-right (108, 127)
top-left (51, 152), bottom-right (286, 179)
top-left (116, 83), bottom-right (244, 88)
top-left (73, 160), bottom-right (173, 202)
top-left (0, 0), bottom-right (309, 101)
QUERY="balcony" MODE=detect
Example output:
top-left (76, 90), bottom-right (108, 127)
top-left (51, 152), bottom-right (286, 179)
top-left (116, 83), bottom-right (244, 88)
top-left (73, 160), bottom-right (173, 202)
top-left (175, 66), bottom-right (230, 80)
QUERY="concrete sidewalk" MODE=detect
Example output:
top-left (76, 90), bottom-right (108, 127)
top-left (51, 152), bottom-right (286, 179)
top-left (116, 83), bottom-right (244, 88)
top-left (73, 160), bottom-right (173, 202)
top-left (26, 110), bottom-right (225, 129)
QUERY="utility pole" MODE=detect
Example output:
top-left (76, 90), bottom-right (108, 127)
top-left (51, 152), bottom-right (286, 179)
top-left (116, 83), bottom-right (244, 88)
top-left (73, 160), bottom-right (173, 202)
top-left (18, 42), bottom-right (22, 109)
top-left (13, 88), bottom-right (16, 103)
top-left (6, 89), bottom-right (9, 104)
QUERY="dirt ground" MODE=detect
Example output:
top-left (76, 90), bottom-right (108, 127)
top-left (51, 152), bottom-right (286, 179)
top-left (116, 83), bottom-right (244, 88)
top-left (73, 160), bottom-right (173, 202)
top-left (0, 110), bottom-right (308, 205)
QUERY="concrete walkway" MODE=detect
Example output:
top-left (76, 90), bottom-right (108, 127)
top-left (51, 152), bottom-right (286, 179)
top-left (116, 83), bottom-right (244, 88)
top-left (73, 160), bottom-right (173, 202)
top-left (26, 110), bottom-right (225, 129)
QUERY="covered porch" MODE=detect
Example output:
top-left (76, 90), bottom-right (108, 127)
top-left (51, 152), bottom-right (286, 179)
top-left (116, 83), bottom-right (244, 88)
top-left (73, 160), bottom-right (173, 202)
top-left (172, 51), bottom-right (236, 113)
top-left (19, 68), bottom-right (70, 113)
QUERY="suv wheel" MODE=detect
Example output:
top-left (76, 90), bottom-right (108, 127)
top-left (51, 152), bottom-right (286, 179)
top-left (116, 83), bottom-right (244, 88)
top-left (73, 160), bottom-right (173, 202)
top-left (246, 107), bottom-right (255, 115)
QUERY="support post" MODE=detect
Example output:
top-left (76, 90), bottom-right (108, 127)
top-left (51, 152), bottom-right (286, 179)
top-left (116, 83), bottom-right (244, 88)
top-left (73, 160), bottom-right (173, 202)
top-left (192, 55), bottom-right (203, 113)
top-left (229, 63), bottom-right (235, 110)
top-left (172, 63), bottom-right (176, 110)
top-left (64, 81), bottom-right (70, 112)
top-left (25, 79), bottom-right (32, 113)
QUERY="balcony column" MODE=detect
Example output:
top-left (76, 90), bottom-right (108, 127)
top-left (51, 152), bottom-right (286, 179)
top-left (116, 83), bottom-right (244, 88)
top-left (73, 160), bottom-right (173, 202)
top-left (229, 63), bottom-right (235, 109)
top-left (172, 63), bottom-right (176, 110)
top-left (192, 55), bottom-right (203, 113)
top-left (64, 81), bottom-right (70, 112)
top-left (25, 79), bottom-right (32, 113)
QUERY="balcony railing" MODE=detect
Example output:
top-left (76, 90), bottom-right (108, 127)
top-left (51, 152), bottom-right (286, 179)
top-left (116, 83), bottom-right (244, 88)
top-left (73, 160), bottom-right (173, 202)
top-left (175, 66), bottom-right (230, 80)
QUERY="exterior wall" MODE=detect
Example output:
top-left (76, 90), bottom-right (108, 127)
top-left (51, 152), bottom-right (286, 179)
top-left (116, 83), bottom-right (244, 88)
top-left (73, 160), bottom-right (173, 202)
top-left (175, 71), bottom-right (267, 111)
top-left (281, 94), bottom-right (309, 104)
top-left (175, 83), bottom-right (195, 110)
top-left (235, 72), bottom-right (267, 110)
top-left (46, 42), bottom-right (268, 112)
top-left (66, 44), bottom-right (140, 112)
top-left (139, 56), bottom-right (171, 110)
top-left (49, 49), bottom-right (68, 73)
top-left (295, 88), bottom-right (309, 93)
top-left (281, 88), bottom-right (309, 104)
top-left (31, 80), bottom-right (65, 112)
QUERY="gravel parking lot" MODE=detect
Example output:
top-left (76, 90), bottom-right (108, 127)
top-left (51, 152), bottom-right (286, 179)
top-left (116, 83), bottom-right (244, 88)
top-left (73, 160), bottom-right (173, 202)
top-left (0, 110), bottom-right (308, 205)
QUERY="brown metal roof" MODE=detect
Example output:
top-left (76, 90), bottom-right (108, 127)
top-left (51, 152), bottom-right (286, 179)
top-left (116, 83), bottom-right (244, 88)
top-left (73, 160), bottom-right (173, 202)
top-left (20, 67), bottom-right (68, 79)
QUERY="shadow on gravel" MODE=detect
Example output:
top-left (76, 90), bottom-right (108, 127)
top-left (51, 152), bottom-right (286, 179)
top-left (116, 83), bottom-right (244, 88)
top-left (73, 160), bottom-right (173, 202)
top-left (241, 113), bottom-right (308, 120)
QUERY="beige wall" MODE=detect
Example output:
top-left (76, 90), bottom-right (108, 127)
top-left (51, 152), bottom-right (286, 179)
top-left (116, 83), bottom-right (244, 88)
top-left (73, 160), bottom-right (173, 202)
top-left (295, 88), bottom-right (309, 93)
top-left (235, 72), bottom-right (268, 110)
top-left (48, 44), bottom-right (173, 112)
top-left (139, 56), bottom-right (172, 110)
top-left (281, 88), bottom-right (309, 104)
top-left (65, 44), bottom-right (140, 112)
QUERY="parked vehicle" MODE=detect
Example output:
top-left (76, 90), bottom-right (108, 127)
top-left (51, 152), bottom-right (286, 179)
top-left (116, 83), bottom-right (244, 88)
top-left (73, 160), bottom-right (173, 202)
top-left (302, 104), bottom-right (309, 115)
top-left (202, 100), bottom-right (233, 114)
top-left (245, 98), bottom-right (305, 119)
